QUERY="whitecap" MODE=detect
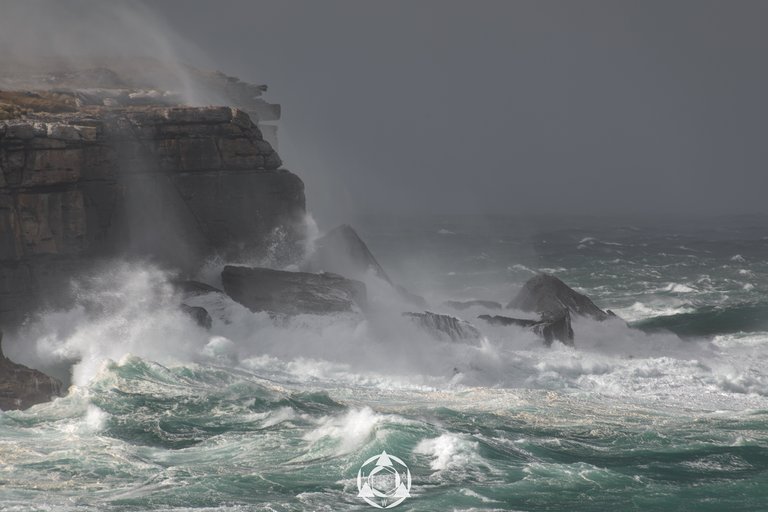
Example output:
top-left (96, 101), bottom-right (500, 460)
top-left (303, 407), bottom-right (383, 455)
top-left (414, 433), bottom-right (482, 471)
top-left (508, 264), bottom-right (536, 274)
top-left (611, 301), bottom-right (696, 322)
top-left (662, 283), bottom-right (697, 293)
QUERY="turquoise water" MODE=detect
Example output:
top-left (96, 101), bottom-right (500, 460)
top-left (2, 215), bottom-right (768, 511)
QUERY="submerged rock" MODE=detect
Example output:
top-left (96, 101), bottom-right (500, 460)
top-left (221, 265), bottom-right (366, 315)
top-left (443, 300), bottom-right (502, 310)
top-left (478, 311), bottom-right (575, 347)
top-left (0, 332), bottom-right (62, 410)
top-left (508, 274), bottom-right (610, 321)
top-left (306, 224), bottom-right (426, 307)
top-left (403, 311), bottom-right (482, 343)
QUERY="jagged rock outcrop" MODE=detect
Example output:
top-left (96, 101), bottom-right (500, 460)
top-left (0, 332), bottom-right (62, 410)
top-left (508, 274), bottom-right (610, 321)
top-left (403, 311), bottom-right (482, 344)
top-left (479, 312), bottom-right (574, 347)
top-left (443, 300), bottom-right (502, 310)
top-left (307, 224), bottom-right (391, 282)
top-left (0, 105), bottom-right (305, 325)
top-left (306, 224), bottom-right (426, 307)
top-left (221, 265), bottom-right (367, 316)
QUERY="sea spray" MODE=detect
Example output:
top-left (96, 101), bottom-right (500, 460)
top-left (3, 217), bottom-right (768, 510)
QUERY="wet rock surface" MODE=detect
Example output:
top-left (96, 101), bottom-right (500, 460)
top-left (479, 312), bottom-right (575, 347)
top-left (221, 265), bottom-right (367, 316)
top-left (404, 311), bottom-right (482, 344)
top-left (0, 106), bottom-right (305, 325)
top-left (181, 304), bottom-right (213, 330)
top-left (508, 274), bottom-right (610, 321)
top-left (0, 332), bottom-right (62, 410)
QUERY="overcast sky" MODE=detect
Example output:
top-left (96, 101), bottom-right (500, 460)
top-left (9, 1), bottom-right (768, 223)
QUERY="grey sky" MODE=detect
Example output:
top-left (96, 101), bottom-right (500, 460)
top-left (9, 1), bottom-right (768, 223)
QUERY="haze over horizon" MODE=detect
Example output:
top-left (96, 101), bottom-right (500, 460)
top-left (3, 4), bottom-right (768, 511)
top-left (4, 0), bottom-right (768, 224)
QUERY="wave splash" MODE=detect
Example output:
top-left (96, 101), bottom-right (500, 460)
top-left (1, 259), bottom-right (765, 412)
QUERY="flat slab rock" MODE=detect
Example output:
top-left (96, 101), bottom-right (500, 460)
top-left (404, 311), bottom-right (482, 344)
top-left (478, 312), bottom-right (574, 347)
top-left (221, 265), bottom-right (367, 316)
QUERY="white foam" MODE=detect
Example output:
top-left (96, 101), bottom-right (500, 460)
top-left (508, 264), bottom-right (536, 274)
top-left (414, 433), bottom-right (482, 471)
top-left (612, 301), bottom-right (695, 322)
top-left (538, 267), bottom-right (567, 274)
top-left (201, 336), bottom-right (239, 365)
top-left (662, 283), bottom-right (697, 293)
top-left (303, 407), bottom-right (383, 455)
top-left (17, 262), bottom-right (210, 387)
top-left (262, 406), bottom-right (299, 428)
top-left (9, 256), bottom-right (768, 417)
top-left (578, 237), bottom-right (623, 246)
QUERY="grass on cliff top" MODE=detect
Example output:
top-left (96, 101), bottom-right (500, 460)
top-left (0, 90), bottom-right (78, 120)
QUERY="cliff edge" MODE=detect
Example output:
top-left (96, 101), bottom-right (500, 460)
top-left (0, 103), bottom-right (305, 326)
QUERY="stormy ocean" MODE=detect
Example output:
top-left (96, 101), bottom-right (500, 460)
top-left (2, 214), bottom-right (768, 512)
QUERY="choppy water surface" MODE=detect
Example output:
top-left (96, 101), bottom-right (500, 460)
top-left (2, 215), bottom-right (768, 511)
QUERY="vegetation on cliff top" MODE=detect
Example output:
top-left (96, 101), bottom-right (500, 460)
top-left (0, 90), bottom-right (79, 120)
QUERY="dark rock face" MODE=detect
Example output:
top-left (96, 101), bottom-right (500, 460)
top-left (533, 312), bottom-right (575, 347)
top-left (306, 224), bottom-right (426, 307)
top-left (0, 332), bottom-right (62, 410)
top-left (478, 311), bottom-right (574, 347)
top-left (181, 304), bottom-right (213, 330)
top-left (508, 274), bottom-right (609, 321)
top-left (403, 311), bottom-right (482, 343)
top-left (478, 314), bottom-right (538, 328)
top-left (444, 300), bottom-right (502, 311)
top-left (0, 106), bottom-right (306, 325)
top-left (221, 265), bottom-right (366, 316)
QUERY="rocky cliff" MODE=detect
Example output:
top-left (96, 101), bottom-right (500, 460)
top-left (0, 104), bottom-right (305, 325)
top-left (0, 332), bottom-right (61, 409)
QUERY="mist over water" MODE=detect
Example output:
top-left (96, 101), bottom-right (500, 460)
top-left (3, 215), bottom-right (768, 510)
top-left (2, 1), bottom-right (768, 510)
